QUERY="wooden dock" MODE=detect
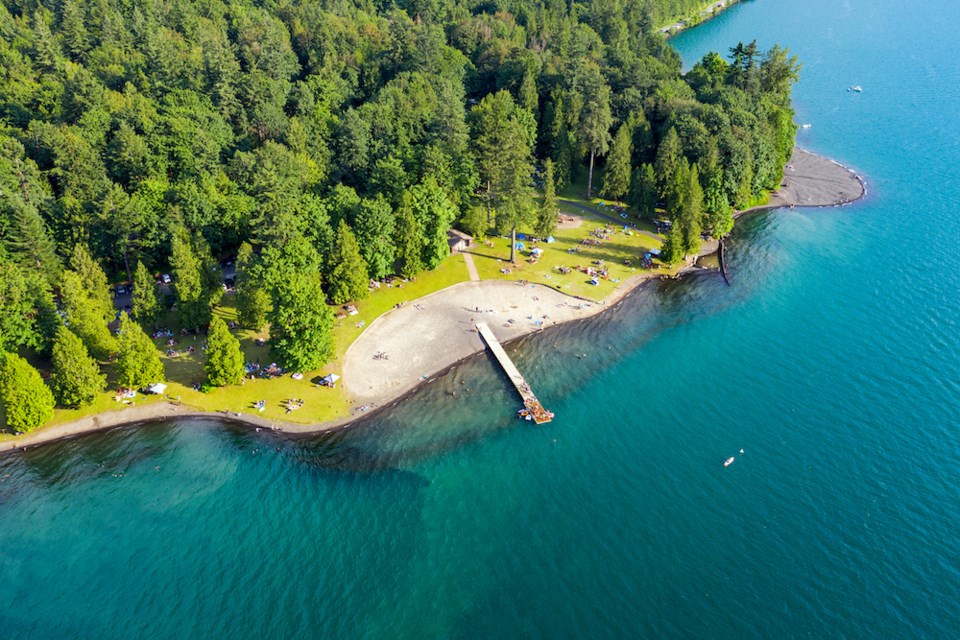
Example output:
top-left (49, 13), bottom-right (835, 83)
top-left (475, 322), bottom-right (553, 424)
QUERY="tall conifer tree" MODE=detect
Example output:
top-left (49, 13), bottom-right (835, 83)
top-left (60, 270), bottom-right (116, 360)
top-left (602, 124), bottom-right (632, 200)
top-left (327, 220), bottom-right (369, 304)
top-left (680, 164), bottom-right (704, 255)
top-left (205, 316), bottom-right (244, 386)
top-left (629, 163), bottom-right (658, 219)
top-left (580, 74), bottom-right (613, 199)
top-left (116, 313), bottom-right (164, 389)
top-left (70, 244), bottom-right (113, 325)
top-left (395, 194), bottom-right (424, 280)
top-left (535, 159), bottom-right (559, 237)
top-left (52, 325), bottom-right (106, 407)
top-left (132, 261), bottom-right (160, 326)
top-left (235, 242), bottom-right (271, 330)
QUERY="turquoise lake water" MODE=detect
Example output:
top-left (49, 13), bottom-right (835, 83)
top-left (3, 0), bottom-right (960, 637)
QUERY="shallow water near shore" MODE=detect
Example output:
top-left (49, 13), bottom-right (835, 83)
top-left (4, 0), bottom-right (960, 637)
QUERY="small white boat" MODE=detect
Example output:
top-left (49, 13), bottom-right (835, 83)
top-left (848, 85), bottom-right (862, 92)
top-left (801, 123), bottom-right (812, 129)
top-left (723, 457), bottom-right (735, 467)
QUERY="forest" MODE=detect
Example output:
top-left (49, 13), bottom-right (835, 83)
top-left (0, 0), bottom-right (799, 430)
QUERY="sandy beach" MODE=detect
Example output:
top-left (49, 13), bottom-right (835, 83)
top-left (341, 279), bottom-right (641, 405)
top-left (1, 147), bottom-right (865, 452)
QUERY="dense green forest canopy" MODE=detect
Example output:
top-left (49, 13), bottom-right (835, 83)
top-left (0, 0), bottom-right (799, 375)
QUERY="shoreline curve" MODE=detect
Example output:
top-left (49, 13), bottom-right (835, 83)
top-left (0, 147), bottom-right (866, 454)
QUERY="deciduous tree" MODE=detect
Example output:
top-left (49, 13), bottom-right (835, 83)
top-left (0, 352), bottom-right (54, 433)
top-left (409, 178), bottom-right (458, 269)
top-left (268, 272), bottom-right (333, 372)
top-left (0, 261), bottom-right (47, 353)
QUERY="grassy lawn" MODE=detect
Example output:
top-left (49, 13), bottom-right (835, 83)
top-left (330, 253), bottom-right (468, 357)
top-left (468, 204), bottom-right (670, 301)
top-left (143, 253), bottom-right (470, 425)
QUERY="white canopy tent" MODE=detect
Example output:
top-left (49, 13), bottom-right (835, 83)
top-left (320, 374), bottom-right (340, 387)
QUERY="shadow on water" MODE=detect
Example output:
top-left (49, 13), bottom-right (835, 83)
top-left (1, 421), bottom-right (182, 491)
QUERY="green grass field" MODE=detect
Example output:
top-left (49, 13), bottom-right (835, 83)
top-left (467, 205), bottom-right (667, 301)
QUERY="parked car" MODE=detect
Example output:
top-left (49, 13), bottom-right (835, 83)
top-left (116, 285), bottom-right (127, 295)
top-left (161, 273), bottom-right (171, 284)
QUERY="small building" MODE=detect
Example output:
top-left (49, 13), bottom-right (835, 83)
top-left (447, 229), bottom-right (473, 253)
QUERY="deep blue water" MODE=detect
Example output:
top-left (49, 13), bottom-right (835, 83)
top-left (3, 0), bottom-right (960, 637)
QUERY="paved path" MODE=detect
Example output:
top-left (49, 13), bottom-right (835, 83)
top-left (462, 251), bottom-right (480, 281)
